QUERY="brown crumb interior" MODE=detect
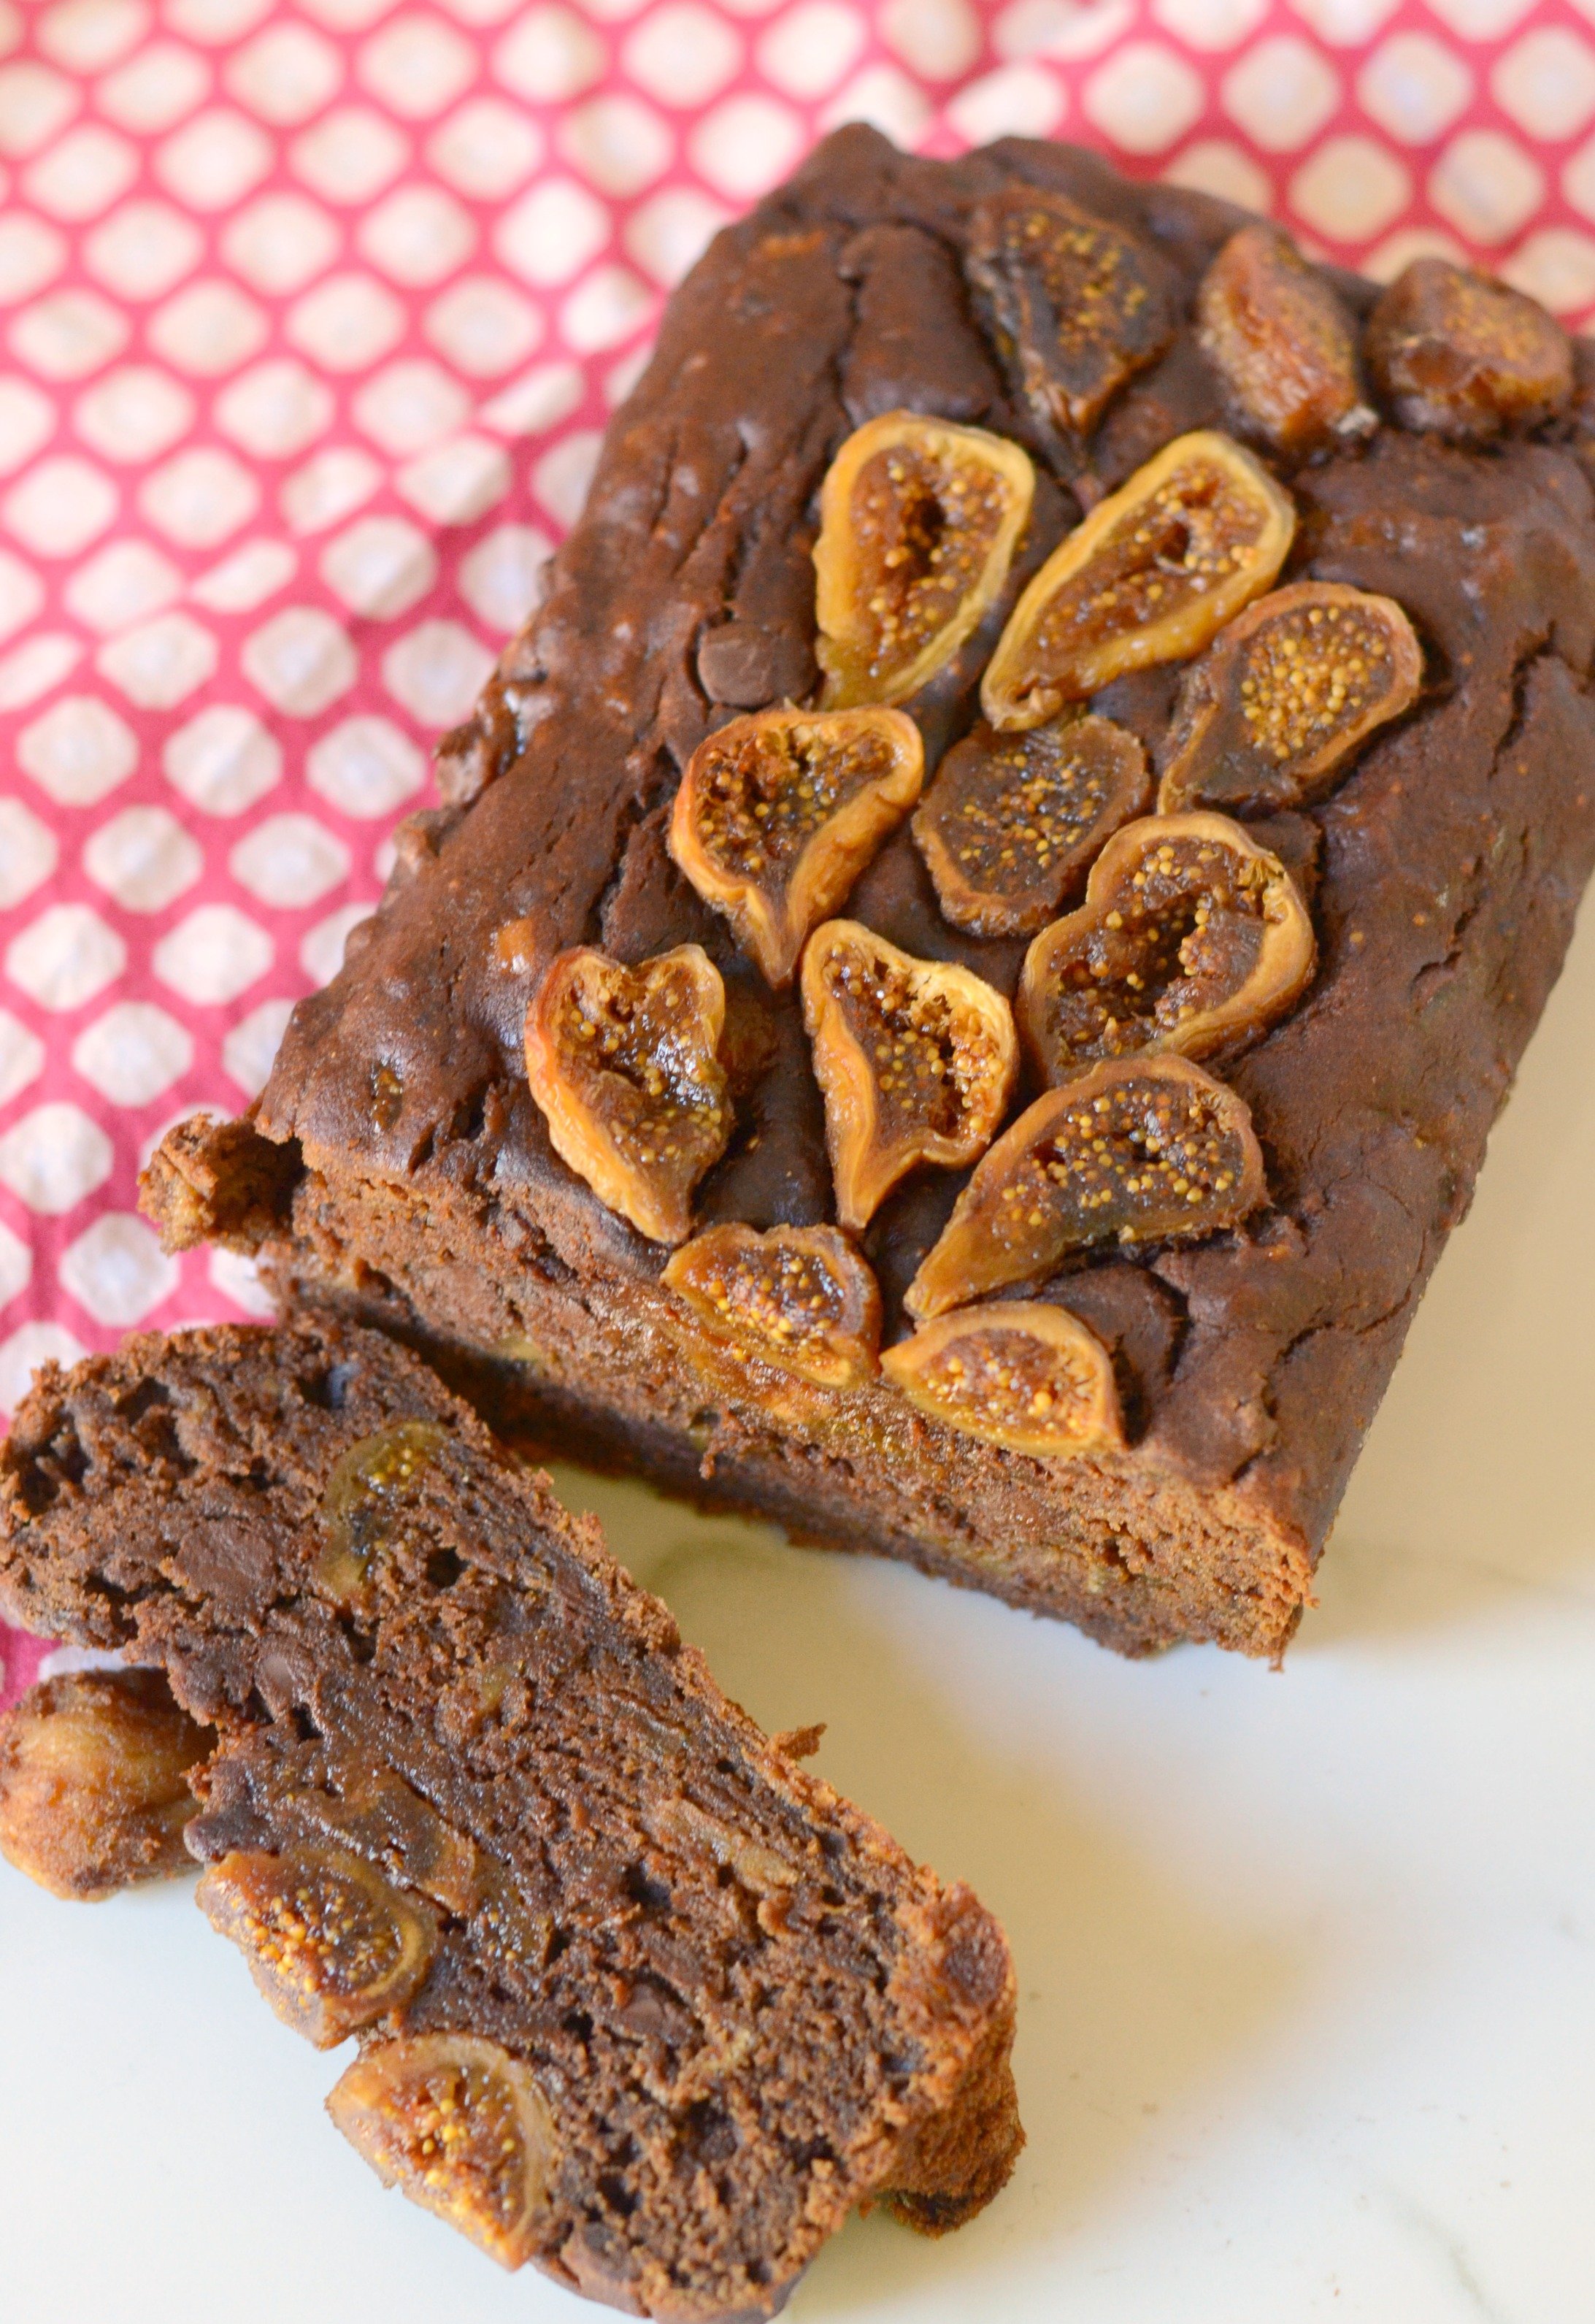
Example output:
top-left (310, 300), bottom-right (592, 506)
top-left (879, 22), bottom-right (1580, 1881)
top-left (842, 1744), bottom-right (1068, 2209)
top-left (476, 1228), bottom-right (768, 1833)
top-left (0, 1319), bottom-right (1021, 2321)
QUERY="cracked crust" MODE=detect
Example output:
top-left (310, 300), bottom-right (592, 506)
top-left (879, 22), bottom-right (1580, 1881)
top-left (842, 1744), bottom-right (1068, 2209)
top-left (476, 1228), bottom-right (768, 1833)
top-left (0, 1319), bottom-right (1021, 2318)
top-left (144, 130), bottom-right (1595, 1657)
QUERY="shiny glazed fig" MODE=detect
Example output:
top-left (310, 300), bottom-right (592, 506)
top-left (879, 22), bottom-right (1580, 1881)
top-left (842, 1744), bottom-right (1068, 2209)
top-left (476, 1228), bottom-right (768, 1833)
top-left (328, 2032), bottom-right (558, 2269)
top-left (1196, 224), bottom-right (1375, 458)
top-left (669, 705), bottom-right (923, 986)
top-left (1018, 811), bottom-right (1315, 1083)
top-left (800, 919), bottom-right (1018, 1231)
top-left (0, 1670), bottom-right (207, 1901)
top-left (912, 712), bottom-right (1150, 938)
top-left (813, 410), bottom-right (1034, 708)
top-left (905, 1054), bottom-right (1268, 1319)
top-left (197, 1843), bottom-right (441, 2047)
top-left (1157, 581), bottom-right (1422, 816)
top-left (526, 944), bottom-right (731, 1246)
top-left (966, 184), bottom-right (1175, 448)
top-left (664, 1222), bottom-right (881, 1387)
top-left (882, 1300), bottom-right (1123, 1459)
top-left (981, 432), bottom-right (1296, 729)
top-left (1366, 259), bottom-right (1573, 442)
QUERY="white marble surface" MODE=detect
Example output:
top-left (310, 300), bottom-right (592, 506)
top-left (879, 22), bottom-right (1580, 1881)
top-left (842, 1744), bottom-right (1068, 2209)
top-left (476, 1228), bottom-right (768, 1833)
top-left (3, 904), bottom-right (1594, 2322)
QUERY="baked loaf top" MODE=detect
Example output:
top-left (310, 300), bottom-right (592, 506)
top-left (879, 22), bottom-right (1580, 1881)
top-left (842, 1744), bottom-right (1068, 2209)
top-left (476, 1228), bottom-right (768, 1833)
top-left (0, 1319), bottom-right (1020, 2320)
top-left (253, 126), bottom-right (1595, 1562)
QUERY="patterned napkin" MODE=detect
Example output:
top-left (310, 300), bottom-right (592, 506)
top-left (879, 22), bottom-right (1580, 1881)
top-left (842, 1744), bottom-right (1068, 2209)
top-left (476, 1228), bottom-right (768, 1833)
top-left (2, 0), bottom-right (1590, 1701)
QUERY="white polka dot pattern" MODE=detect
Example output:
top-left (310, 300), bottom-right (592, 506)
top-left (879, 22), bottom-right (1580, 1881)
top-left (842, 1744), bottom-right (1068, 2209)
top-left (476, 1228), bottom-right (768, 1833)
top-left (2, 0), bottom-right (1594, 1701)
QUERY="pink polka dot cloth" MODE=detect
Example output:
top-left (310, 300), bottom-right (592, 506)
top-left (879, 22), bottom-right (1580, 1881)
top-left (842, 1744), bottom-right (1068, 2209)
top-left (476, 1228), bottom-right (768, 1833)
top-left (1, 0), bottom-right (1590, 1703)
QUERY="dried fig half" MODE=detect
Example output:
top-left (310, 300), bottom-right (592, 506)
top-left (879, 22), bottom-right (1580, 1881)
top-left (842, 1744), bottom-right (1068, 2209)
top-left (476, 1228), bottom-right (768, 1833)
top-left (1157, 581), bottom-right (1423, 816)
top-left (982, 431), bottom-right (1296, 729)
top-left (663, 1222), bottom-right (882, 1387)
top-left (669, 705), bottom-right (923, 986)
top-left (813, 410), bottom-right (1035, 708)
top-left (1018, 811), bottom-right (1315, 1083)
top-left (197, 1843), bottom-right (441, 2048)
top-left (966, 184), bottom-right (1175, 448)
top-left (881, 1300), bottom-right (1123, 1459)
top-left (905, 1054), bottom-right (1267, 1319)
top-left (1196, 223), bottom-right (1375, 458)
top-left (800, 919), bottom-right (1018, 1232)
top-left (526, 944), bottom-right (731, 1246)
top-left (0, 1670), bottom-right (207, 1902)
top-left (328, 2032), bottom-right (557, 2270)
top-left (1366, 258), bottom-right (1573, 442)
top-left (912, 713), bottom-right (1150, 938)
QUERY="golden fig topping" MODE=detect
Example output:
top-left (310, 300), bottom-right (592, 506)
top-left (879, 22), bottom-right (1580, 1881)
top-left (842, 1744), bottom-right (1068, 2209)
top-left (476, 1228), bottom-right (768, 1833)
top-left (526, 944), bottom-right (731, 1246)
top-left (814, 410), bottom-right (1034, 708)
top-left (982, 432), bottom-right (1296, 730)
top-left (316, 1419), bottom-right (450, 1605)
top-left (912, 713), bottom-right (1150, 939)
top-left (664, 1222), bottom-right (882, 1387)
top-left (0, 1670), bottom-right (206, 1902)
top-left (197, 1844), bottom-right (440, 2048)
top-left (905, 1054), bottom-right (1267, 1319)
top-left (1018, 811), bottom-right (1315, 1083)
top-left (801, 920), bottom-right (1018, 1231)
top-left (966, 185), bottom-right (1175, 445)
top-left (669, 707), bottom-right (923, 986)
top-left (882, 1300), bottom-right (1123, 1458)
top-left (1366, 258), bottom-right (1573, 442)
top-left (1158, 581), bottom-right (1422, 816)
top-left (328, 2033), bottom-right (557, 2270)
top-left (1196, 223), bottom-right (1374, 458)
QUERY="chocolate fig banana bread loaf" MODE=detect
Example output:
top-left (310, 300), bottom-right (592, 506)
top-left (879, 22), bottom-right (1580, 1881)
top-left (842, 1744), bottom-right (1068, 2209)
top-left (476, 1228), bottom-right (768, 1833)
top-left (0, 1319), bottom-right (1020, 2318)
top-left (143, 126), bottom-right (1595, 1658)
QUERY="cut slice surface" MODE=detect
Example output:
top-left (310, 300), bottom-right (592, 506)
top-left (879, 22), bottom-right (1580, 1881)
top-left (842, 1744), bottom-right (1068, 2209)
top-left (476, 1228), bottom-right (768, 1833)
top-left (0, 1319), bottom-right (1021, 2323)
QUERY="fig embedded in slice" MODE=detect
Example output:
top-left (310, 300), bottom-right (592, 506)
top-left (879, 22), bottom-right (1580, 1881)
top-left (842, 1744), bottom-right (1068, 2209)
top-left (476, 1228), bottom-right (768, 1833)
top-left (904, 1054), bottom-right (1267, 1319)
top-left (663, 1222), bottom-right (882, 1388)
top-left (1018, 810), bottom-right (1316, 1084)
top-left (912, 712), bottom-right (1150, 939)
top-left (0, 1669), bottom-right (207, 1902)
top-left (981, 431), bottom-right (1296, 731)
top-left (669, 705), bottom-right (923, 986)
top-left (197, 1843), bottom-right (441, 2048)
top-left (1366, 258), bottom-right (1573, 442)
top-left (1196, 223), bottom-right (1375, 459)
top-left (315, 1419), bottom-right (451, 1605)
top-left (800, 919), bottom-right (1018, 1232)
top-left (881, 1300), bottom-right (1123, 1460)
top-left (965, 184), bottom-right (1176, 450)
top-left (813, 410), bottom-right (1035, 709)
top-left (525, 944), bottom-right (731, 1246)
top-left (328, 2032), bottom-right (558, 2270)
top-left (1157, 581), bottom-right (1423, 816)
